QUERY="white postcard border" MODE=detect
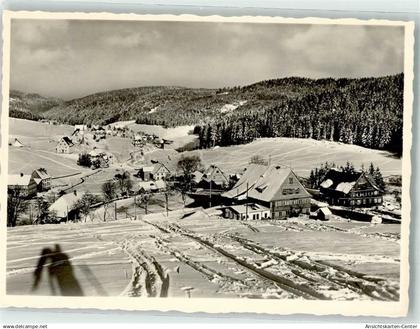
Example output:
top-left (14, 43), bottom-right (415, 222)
top-left (0, 10), bottom-right (415, 317)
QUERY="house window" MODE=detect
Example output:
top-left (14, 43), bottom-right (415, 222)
top-left (289, 177), bottom-right (293, 184)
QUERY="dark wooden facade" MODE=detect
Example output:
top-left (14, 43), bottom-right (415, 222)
top-left (319, 169), bottom-right (383, 207)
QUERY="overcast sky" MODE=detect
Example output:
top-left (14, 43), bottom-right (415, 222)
top-left (10, 19), bottom-right (405, 100)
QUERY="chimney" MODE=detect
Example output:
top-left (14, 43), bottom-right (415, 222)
top-left (73, 190), bottom-right (77, 196)
top-left (20, 173), bottom-right (24, 177)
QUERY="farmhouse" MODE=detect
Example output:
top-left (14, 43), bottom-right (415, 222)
top-left (56, 136), bottom-right (74, 154)
top-left (49, 190), bottom-right (85, 221)
top-left (136, 180), bottom-right (166, 193)
top-left (222, 164), bottom-right (311, 219)
top-left (137, 163), bottom-right (171, 181)
top-left (196, 165), bottom-right (229, 190)
top-left (319, 168), bottom-right (383, 207)
top-left (31, 168), bottom-right (52, 191)
top-left (223, 203), bottom-right (270, 220)
top-left (151, 163), bottom-right (171, 181)
top-left (8, 173), bottom-right (37, 198)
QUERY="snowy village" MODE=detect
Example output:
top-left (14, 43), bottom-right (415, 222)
top-left (5, 17), bottom-right (406, 302)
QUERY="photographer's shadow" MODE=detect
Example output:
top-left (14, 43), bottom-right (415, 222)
top-left (32, 244), bottom-right (84, 296)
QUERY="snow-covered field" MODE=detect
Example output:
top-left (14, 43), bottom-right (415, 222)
top-left (185, 137), bottom-right (401, 176)
top-left (7, 209), bottom-right (400, 300)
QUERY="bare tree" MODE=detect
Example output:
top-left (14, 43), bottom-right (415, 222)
top-left (102, 180), bottom-right (117, 222)
top-left (34, 197), bottom-right (51, 224)
top-left (7, 187), bottom-right (28, 227)
top-left (177, 155), bottom-right (202, 192)
top-left (115, 171), bottom-right (133, 196)
top-left (136, 188), bottom-right (151, 215)
top-left (249, 155), bottom-right (268, 165)
top-left (102, 180), bottom-right (117, 202)
top-left (74, 192), bottom-right (101, 222)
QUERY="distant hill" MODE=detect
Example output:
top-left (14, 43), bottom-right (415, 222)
top-left (9, 90), bottom-right (63, 121)
top-left (10, 73), bottom-right (404, 155)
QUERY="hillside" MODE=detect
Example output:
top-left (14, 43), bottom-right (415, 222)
top-left (9, 90), bottom-right (63, 121)
top-left (11, 73), bottom-right (404, 155)
top-left (145, 137), bottom-right (401, 177)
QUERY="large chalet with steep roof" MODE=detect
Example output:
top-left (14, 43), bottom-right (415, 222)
top-left (319, 168), bottom-right (383, 207)
top-left (222, 164), bottom-right (311, 220)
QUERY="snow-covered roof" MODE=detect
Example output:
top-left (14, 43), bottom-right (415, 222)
top-left (316, 207), bottom-right (332, 216)
top-left (142, 166), bottom-right (154, 172)
top-left (136, 180), bottom-right (166, 191)
top-left (202, 165), bottom-right (228, 184)
top-left (74, 125), bottom-right (87, 131)
top-left (320, 179), bottom-right (333, 188)
top-left (88, 150), bottom-right (100, 157)
top-left (335, 182), bottom-right (356, 194)
top-left (8, 174), bottom-right (32, 186)
top-left (49, 192), bottom-right (85, 218)
top-left (193, 171), bottom-right (204, 183)
top-left (33, 169), bottom-right (51, 180)
top-left (152, 163), bottom-right (170, 175)
top-left (60, 136), bottom-right (74, 146)
top-left (223, 164), bottom-right (310, 202)
top-left (319, 169), bottom-right (381, 194)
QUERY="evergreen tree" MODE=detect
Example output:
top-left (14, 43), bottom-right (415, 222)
top-left (373, 167), bottom-right (385, 190)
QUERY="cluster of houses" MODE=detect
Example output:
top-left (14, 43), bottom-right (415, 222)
top-left (8, 168), bottom-right (52, 198)
top-left (55, 124), bottom-right (171, 159)
top-left (131, 161), bottom-right (385, 221)
top-left (220, 164), bottom-right (384, 221)
top-left (7, 154), bottom-right (386, 224)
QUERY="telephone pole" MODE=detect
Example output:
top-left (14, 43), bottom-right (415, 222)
top-left (209, 175), bottom-right (212, 208)
top-left (134, 195), bottom-right (137, 220)
top-left (245, 182), bottom-right (249, 220)
top-left (114, 202), bottom-right (117, 221)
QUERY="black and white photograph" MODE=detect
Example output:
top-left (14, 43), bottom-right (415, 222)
top-left (0, 12), bottom-right (414, 316)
